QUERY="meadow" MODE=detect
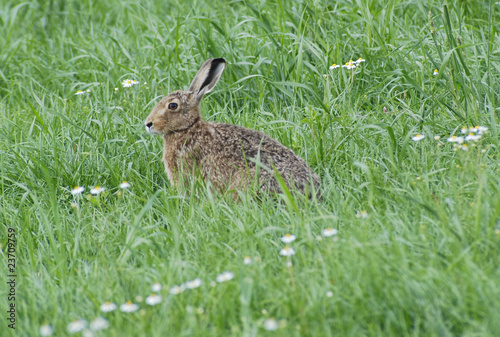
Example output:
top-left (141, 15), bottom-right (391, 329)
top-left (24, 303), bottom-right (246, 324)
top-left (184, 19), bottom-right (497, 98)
top-left (1, 0), bottom-right (499, 336)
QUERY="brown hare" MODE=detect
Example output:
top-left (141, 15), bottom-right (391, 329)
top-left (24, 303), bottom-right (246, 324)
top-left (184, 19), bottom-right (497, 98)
top-left (145, 58), bottom-right (320, 198)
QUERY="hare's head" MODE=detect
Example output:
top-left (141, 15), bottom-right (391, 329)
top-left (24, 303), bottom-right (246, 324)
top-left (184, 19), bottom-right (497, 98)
top-left (145, 58), bottom-right (226, 135)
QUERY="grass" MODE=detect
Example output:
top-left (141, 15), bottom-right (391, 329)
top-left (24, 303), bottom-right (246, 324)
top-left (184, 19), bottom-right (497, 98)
top-left (1, 0), bottom-right (499, 336)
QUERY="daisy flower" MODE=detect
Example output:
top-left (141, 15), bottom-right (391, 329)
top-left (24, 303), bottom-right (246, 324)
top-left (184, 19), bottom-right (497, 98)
top-left (460, 144), bottom-right (469, 151)
top-left (67, 320), bottom-right (87, 334)
top-left (433, 69), bottom-right (438, 76)
top-left (89, 317), bottom-right (109, 331)
top-left (477, 126), bottom-right (488, 134)
top-left (90, 186), bottom-right (105, 195)
top-left (145, 294), bottom-right (162, 306)
top-left (132, 80), bottom-right (140, 85)
top-left (122, 79), bottom-right (133, 88)
top-left (447, 136), bottom-right (464, 143)
top-left (40, 324), bottom-right (53, 336)
top-left (412, 134), bottom-right (425, 142)
top-left (356, 210), bottom-right (369, 218)
top-left (119, 301), bottom-right (139, 312)
top-left (322, 228), bottom-right (338, 237)
top-left (71, 186), bottom-right (85, 195)
top-left (280, 233), bottom-right (296, 243)
top-left (185, 278), bottom-right (202, 289)
top-left (329, 64), bottom-right (340, 70)
top-left (263, 318), bottom-right (279, 331)
top-left (326, 291), bottom-right (333, 297)
top-left (460, 127), bottom-right (469, 134)
top-left (75, 90), bottom-right (85, 96)
top-left (279, 246), bottom-right (295, 257)
top-left (119, 181), bottom-right (131, 189)
top-left (169, 285), bottom-right (185, 295)
top-left (82, 330), bottom-right (94, 337)
top-left (115, 88), bottom-right (119, 92)
top-left (243, 256), bottom-right (252, 265)
top-left (342, 61), bottom-right (357, 70)
top-left (434, 135), bottom-right (441, 141)
top-left (355, 57), bottom-right (365, 63)
top-left (465, 133), bottom-right (481, 141)
top-left (216, 271), bottom-right (234, 283)
top-left (100, 301), bottom-right (117, 312)
top-left (151, 282), bottom-right (162, 292)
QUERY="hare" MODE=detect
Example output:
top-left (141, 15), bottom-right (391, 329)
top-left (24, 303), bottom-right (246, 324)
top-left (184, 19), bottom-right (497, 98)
top-left (145, 58), bottom-right (320, 198)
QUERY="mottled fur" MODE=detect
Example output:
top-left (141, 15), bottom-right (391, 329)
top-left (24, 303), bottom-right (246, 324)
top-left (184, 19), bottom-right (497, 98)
top-left (145, 58), bottom-right (320, 198)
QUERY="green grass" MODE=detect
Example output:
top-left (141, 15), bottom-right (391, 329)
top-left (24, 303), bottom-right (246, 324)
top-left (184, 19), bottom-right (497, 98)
top-left (1, 0), bottom-right (499, 336)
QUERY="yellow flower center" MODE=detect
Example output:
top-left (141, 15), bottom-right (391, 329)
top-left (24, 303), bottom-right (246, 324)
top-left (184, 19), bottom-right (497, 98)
top-left (126, 301), bottom-right (133, 305)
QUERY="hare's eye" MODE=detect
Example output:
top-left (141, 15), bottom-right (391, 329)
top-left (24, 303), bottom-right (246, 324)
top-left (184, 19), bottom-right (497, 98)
top-left (168, 103), bottom-right (178, 110)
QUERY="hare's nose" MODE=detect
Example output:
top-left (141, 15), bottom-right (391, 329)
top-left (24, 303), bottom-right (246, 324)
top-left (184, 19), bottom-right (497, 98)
top-left (146, 122), bottom-right (153, 128)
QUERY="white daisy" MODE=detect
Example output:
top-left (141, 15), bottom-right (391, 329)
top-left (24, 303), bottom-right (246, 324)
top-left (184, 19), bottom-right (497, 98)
top-left (119, 181), bottom-right (131, 189)
top-left (355, 57), bottom-right (365, 63)
top-left (263, 318), bottom-right (279, 331)
top-left (71, 186), bottom-right (85, 195)
top-left (243, 256), bottom-right (252, 265)
top-left (216, 271), bottom-right (234, 283)
top-left (89, 317), bottom-right (109, 331)
top-left (356, 210), bottom-right (369, 218)
top-left (460, 144), bottom-right (469, 151)
top-left (322, 228), bottom-right (338, 237)
top-left (280, 233), bottom-right (296, 243)
top-left (132, 80), bottom-right (140, 85)
top-left (447, 136), bottom-right (464, 143)
top-left (342, 61), bottom-right (357, 69)
top-left (67, 320), bottom-right (87, 334)
top-left (460, 127), bottom-right (469, 134)
top-left (411, 134), bottom-right (425, 142)
top-left (185, 278), bottom-right (202, 289)
top-left (465, 133), bottom-right (481, 141)
top-left (122, 79), bottom-right (133, 88)
top-left (279, 246), bottom-right (295, 257)
top-left (433, 69), bottom-right (438, 76)
top-left (145, 294), bottom-right (162, 306)
top-left (40, 324), bottom-right (53, 336)
top-left (329, 64), bottom-right (340, 70)
top-left (434, 135), bottom-right (441, 140)
top-left (169, 285), bottom-right (185, 294)
top-left (100, 301), bottom-right (117, 312)
top-left (151, 282), bottom-right (162, 292)
top-left (477, 126), bottom-right (488, 133)
top-left (82, 330), bottom-right (94, 337)
top-left (75, 90), bottom-right (85, 95)
top-left (115, 88), bottom-right (119, 92)
top-left (326, 291), bottom-right (333, 297)
top-left (119, 301), bottom-right (139, 312)
top-left (90, 186), bottom-right (105, 195)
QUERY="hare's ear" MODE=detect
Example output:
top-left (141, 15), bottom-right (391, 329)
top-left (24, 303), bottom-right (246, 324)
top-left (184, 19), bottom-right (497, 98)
top-left (188, 58), bottom-right (226, 99)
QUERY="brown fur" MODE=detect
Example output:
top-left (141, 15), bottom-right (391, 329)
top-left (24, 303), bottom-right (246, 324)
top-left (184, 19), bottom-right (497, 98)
top-left (145, 58), bottom-right (320, 198)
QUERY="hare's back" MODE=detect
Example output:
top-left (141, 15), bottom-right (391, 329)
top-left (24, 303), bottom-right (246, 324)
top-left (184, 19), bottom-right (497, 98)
top-left (212, 123), bottom-right (316, 178)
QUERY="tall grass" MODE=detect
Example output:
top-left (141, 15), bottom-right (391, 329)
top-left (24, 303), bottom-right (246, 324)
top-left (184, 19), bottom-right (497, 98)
top-left (0, 0), bottom-right (499, 336)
